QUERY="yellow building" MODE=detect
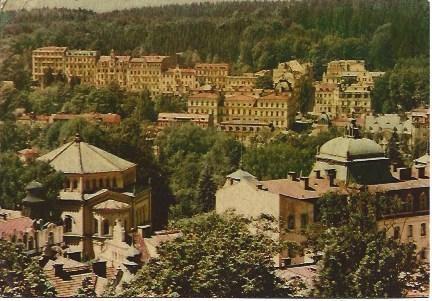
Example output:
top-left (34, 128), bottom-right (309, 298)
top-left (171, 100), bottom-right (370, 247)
top-left (32, 46), bottom-right (67, 82)
top-left (160, 66), bottom-right (199, 95)
top-left (222, 93), bottom-right (257, 122)
top-left (195, 63), bottom-right (229, 88)
top-left (96, 50), bottom-right (130, 89)
top-left (225, 73), bottom-right (257, 91)
top-left (65, 50), bottom-right (99, 85)
top-left (37, 133), bottom-right (151, 260)
top-left (255, 92), bottom-right (296, 129)
top-left (313, 60), bottom-right (384, 119)
top-left (187, 92), bottom-right (220, 121)
top-left (127, 55), bottom-right (174, 95)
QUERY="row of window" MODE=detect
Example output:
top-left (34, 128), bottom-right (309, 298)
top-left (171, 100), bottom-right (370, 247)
top-left (64, 177), bottom-right (118, 191)
top-left (393, 223), bottom-right (427, 239)
top-left (286, 213), bottom-right (309, 230)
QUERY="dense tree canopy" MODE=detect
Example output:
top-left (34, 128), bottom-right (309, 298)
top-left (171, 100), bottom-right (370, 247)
top-left (308, 192), bottom-right (419, 298)
top-left (0, 241), bottom-right (56, 297)
top-left (119, 211), bottom-right (299, 297)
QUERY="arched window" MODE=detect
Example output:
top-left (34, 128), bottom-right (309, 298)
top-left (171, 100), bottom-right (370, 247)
top-left (393, 226), bottom-right (400, 239)
top-left (28, 236), bottom-right (34, 250)
top-left (93, 218), bottom-right (98, 234)
top-left (404, 194), bottom-right (414, 212)
top-left (64, 215), bottom-right (73, 233)
top-left (419, 192), bottom-right (428, 211)
top-left (102, 219), bottom-right (110, 236)
top-left (48, 232), bottom-right (54, 245)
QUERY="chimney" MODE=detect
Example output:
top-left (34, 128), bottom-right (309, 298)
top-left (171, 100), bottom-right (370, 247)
top-left (53, 263), bottom-right (64, 277)
top-left (92, 259), bottom-right (107, 278)
top-left (325, 169), bottom-right (336, 187)
top-left (300, 176), bottom-right (309, 190)
top-left (415, 165), bottom-right (426, 178)
top-left (0, 213), bottom-right (7, 220)
top-left (138, 225), bottom-right (151, 238)
top-left (391, 164), bottom-right (398, 172)
top-left (314, 170), bottom-right (321, 179)
top-left (123, 261), bottom-right (139, 275)
top-left (256, 183), bottom-right (263, 190)
top-left (287, 171), bottom-right (297, 181)
top-left (397, 167), bottom-right (411, 180)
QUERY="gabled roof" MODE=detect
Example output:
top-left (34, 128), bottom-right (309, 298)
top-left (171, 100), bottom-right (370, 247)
top-left (226, 169), bottom-right (257, 181)
top-left (93, 199), bottom-right (131, 211)
top-left (37, 136), bottom-right (135, 174)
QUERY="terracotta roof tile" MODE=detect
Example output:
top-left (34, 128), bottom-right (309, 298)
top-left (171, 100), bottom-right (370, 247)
top-left (0, 217), bottom-right (33, 237)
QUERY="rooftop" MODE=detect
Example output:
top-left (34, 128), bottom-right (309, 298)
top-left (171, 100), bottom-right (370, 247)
top-left (37, 134), bottom-right (136, 174)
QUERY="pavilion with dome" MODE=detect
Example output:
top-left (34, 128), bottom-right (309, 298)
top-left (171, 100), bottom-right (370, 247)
top-left (311, 119), bottom-right (394, 185)
top-left (37, 133), bottom-right (151, 260)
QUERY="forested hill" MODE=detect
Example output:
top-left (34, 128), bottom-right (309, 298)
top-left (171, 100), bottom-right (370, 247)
top-left (4, 0), bottom-right (234, 12)
top-left (0, 0), bottom-right (429, 113)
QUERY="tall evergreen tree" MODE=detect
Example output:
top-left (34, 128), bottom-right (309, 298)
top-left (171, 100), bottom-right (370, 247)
top-left (196, 165), bottom-right (217, 212)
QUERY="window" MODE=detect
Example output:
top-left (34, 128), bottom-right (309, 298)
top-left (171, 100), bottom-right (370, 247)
top-left (393, 226), bottom-right (400, 239)
top-left (407, 225), bottom-right (413, 238)
top-left (48, 232), bottom-right (54, 245)
top-left (301, 214), bottom-right (309, 229)
top-left (64, 216), bottom-right (73, 233)
top-left (287, 215), bottom-right (295, 230)
top-left (103, 219), bottom-right (110, 235)
top-left (421, 223), bottom-right (426, 236)
top-left (419, 192), bottom-right (428, 210)
top-left (28, 237), bottom-right (34, 250)
top-left (72, 180), bottom-right (78, 189)
top-left (93, 218), bottom-right (98, 234)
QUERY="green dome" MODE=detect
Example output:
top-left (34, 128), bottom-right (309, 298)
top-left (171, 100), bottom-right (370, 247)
top-left (319, 137), bottom-right (384, 159)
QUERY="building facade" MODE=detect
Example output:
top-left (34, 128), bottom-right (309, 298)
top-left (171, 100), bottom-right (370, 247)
top-left (216, 122), bottom-right (429, 266)
top-left (313, 60), bottom-right (384, 119)
top-left (37, 133), bottom-right (151, 260)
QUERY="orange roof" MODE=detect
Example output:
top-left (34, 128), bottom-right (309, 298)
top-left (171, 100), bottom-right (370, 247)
top-left (143, 55), bottom-right (170, 63)
top-left (225, 94), bottom-right (256, 102)
top-left (0, 217), bottom-right (33, 236)
top-left (259, 93), bottom-right (291, 101)
top-left (45, 265), bottom-right (116, 297)
top-left (316, 83), bottom-right (337, 92)
top-left (195, 63), bottom-right (229, 68)
top-left (262, 177), bottom-right (348, 200)
top-left (189, 92), bottom-right (219, 99)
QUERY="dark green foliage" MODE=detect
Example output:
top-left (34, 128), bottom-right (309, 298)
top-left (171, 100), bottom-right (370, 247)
top-left (75, 276), bottom-right (96, 297)
top-left (119, 212), bottom-right (299, 297)
top-left (243, 129), bottom-right (340, 180)
top-left (298, 78), bottom-right (314, 113)
top-left (255, 74), bottom-right (274, 89)
top-left (196, 165), bottom-right (216, 212)
top-left (0, 153), bottom-right (64, 209)
top-left (371, 57), bottom-right (429, 113)
top-left (387, 128), bottom-right (403, 166)
top-left (0, 241), bottom-right (57, 297)
top-left (309, 192), bottom-right (418, 298)
top-left (156, 123), bottom-right (242, 219)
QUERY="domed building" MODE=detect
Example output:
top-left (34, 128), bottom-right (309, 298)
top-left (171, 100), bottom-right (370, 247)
top-left (311, 119), bottom-right (393, 185)
top-left (37, 133), bottom-right (151, 260)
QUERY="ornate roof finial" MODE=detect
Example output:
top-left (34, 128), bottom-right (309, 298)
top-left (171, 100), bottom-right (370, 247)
top-left (74, 133), bottom-right (82, 143)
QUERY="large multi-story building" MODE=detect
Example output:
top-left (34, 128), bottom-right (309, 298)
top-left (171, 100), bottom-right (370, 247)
top-left (95, 50), bottom-right (130, 89)
top-left (312, 60), bottom-right (384, 119)
top-left (32, 46), bottom-right (68, 82)
top-left (194, 63), bottom-right (229, 88)
top-left (65, 50), bottom-right (99, 85)
top-left (37, 133), bottom-right (152, 260)
top-left (160, 66), bottom-right (199, 95)
top-left (216, 120), bottom-right (429, 266)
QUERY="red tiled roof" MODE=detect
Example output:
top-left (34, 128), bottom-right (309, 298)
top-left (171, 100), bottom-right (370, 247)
top-left (225, 94), bottom-right (256, 102)
top-left (262, 177), bottom-right (348, 200)
top-left (45, 265), bottom-right (117, 297)
top-left (0, 217), bottom-right (33, 236)
top-left (315, 83), bottom-right (337, 92)
top-left (189, 92), bottom-right (219, 99)
top-left (259, 93), bottom-right (291, 101)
